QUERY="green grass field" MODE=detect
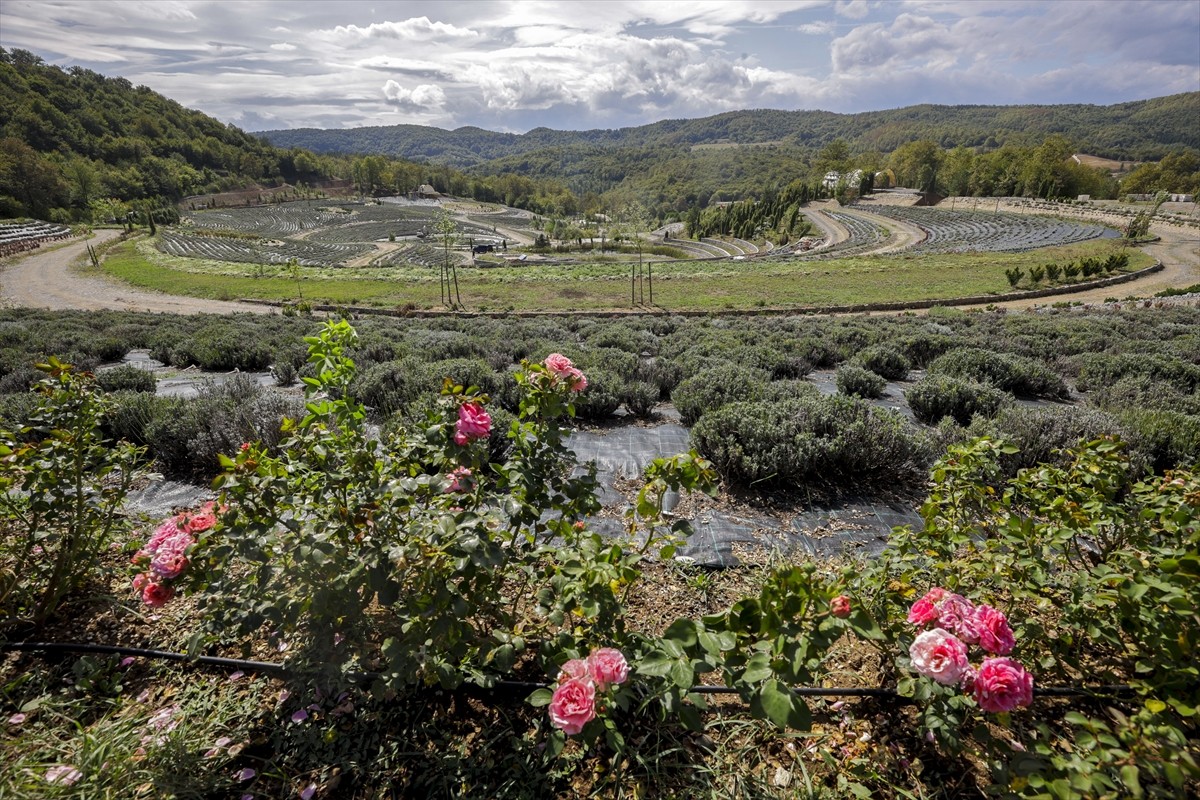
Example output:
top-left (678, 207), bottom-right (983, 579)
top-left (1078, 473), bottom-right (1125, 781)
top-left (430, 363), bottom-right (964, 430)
top-left (102, 238), bottom-right (1153, 312)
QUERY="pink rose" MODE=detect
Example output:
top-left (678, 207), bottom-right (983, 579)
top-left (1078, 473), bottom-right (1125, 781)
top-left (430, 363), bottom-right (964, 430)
top-left (132, 572), bottom-right (151, 593)
top-left (909, 628), bottom-right (971, 686)
top-left (185, 509), bottom-right (217, 533)
top-left (548, 677), bottom-right (596, 735)
top-left (144, 518), bottom-right (184, 553)
top-left (973, 604), bottom-right (1015, 655)
top-left (565, 367), bottom-right (588, 393)
top-left (152, 553), bottom-right (189, 580)
top-left (937, 593), bottom-right (978, 643)
top-left (972, 657), bottom-right (1034, 713)
top-left (545, 353), bottom-right (575, 377)
top-left (830, 595), bottom-right (852, 618)
top-left (907, 587), bottom-right (946, 625)
top-left (587, 648), bottom-right (629, 691)
top-left (454, 402), bottom-right (491, 445)
top-left (142, 582), bottom-right (175, 608)
top-left (557, 658), bottom-right (590, 683)
top-left (445, 466), bottom-right (472, 493)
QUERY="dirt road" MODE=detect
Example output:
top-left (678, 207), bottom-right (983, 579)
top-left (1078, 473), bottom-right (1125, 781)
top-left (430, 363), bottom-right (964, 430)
top-left (982, 219), bottom-right (1199, 311)
top-left (0, 230), bottom-right (271, 314)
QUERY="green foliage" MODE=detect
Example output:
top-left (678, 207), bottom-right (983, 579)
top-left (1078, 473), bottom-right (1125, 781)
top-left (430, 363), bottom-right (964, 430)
top-left (0, 662), bottom-right (266, 800)
top-left (188, 322), bottom-right (616, 691)
top-left (672, 364), bottom-right (770, 426)
top-left (572, 368), bottom-right (624, 420)
top-left (690, 394), bottom-right (929, 489)
top-left (621, 380), bottom-right (658, 418)
top-left (966, 405), bottom-right (1144, 477)
top-left (857, 436), bottom-right (1200, 798)
top-left (142, 377), bottom-right (300, 480)
top-left (905, 373), bottom-right (1011, 425)
top-left (0, 360), bottom-right (144, 628)
top-left (95, 365), bottom-right (155, 394)
top-left (835, 364), bottom-right (886, 399)
top-left (852, 344), bottom-right (910, 381)
top-left (1076, 352), bottom-right (1200, 395)
top-left (929, 347), bottom-right (1068, 399)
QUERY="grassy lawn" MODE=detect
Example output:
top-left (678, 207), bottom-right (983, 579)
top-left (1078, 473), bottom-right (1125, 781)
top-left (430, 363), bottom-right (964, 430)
top-left (102, 238), bottom-right (1153, 312)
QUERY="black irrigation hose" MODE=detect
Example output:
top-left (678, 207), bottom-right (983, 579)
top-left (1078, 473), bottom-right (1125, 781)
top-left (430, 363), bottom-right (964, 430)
top-left (2, 641), bottom-right (1142, 702)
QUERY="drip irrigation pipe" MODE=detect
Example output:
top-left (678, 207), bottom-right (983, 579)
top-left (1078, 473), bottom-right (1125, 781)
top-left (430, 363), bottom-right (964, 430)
top-left (2, 641), bottom-right (1140, 701)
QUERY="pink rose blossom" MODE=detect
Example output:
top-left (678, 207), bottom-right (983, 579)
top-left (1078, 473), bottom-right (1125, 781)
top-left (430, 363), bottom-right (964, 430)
top-left (565, 368), bottom-right (587, 392)
top-left (545, 353), bottom-right (575, 377)
top-left (973, 604), bottom-right (1016, 655)
top-left (937, 593), bottom-right (978, 643)
top-left (151, 550), bottom-right (190, 580)
top-left (132, 572), bottom-right (151, 593)
top-left (830, 595), bottom-right (852, 618)
top-left (548, 677), bottom-right (596, 735)
top-left (909, 628), bottom-right (972, 686)
top-left (972, 657), bottom-right (1034, 713)
top-left (907, 587), bottom-right (946, 625)
top-left (453, 403), bottom-right (491, 445)
top-left (587, 648), bottom-right (629, 691)
top-left (185, 508), bottom-right (217, 533)
top-left (142, 582), bottom-right (175, 608)
top-left (445, 466), bottom-right (472, 493)
top-left (557, 658), bottom-right (590, 683)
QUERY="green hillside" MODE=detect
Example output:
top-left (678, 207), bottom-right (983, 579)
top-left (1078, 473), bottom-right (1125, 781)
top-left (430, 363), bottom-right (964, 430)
top-left (258, 94), bottom-right (1200, 168)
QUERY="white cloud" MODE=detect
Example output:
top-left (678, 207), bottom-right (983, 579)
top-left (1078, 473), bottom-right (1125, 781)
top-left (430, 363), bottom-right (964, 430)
top-left (835, 0), bottom-right (870, 20)
top-left (327, 16), bottom-right (480, 42)
top-left (382, 80), bottom-right (447, 111)
top-left (270, 43), bottom-right (297, 51)
top-left (795, 21), bottom-right (836, 35)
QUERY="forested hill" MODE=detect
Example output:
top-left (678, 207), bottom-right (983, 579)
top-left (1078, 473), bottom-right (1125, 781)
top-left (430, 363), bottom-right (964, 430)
top-left (257, 93), bottom-right (1200, 167)
top-left (0, 47), bottom-right (329, 218)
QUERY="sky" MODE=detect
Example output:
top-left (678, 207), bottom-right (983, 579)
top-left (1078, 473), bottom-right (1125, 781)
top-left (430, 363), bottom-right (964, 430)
top-left (2, 0), bottom-right (1198, 134)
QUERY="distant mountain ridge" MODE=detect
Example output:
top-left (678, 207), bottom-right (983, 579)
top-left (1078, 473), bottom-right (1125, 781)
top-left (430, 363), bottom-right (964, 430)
top-left (256, 94), bottom-right (1200, 167)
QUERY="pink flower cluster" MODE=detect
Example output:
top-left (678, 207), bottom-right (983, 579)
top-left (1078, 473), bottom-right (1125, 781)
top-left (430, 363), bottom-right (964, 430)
top-left (454, 402), bottom-right (491, 445)
top-left (549, 647), bottom-right (629, 735)
top-left (907, 587), bottom-right (1033, 713)
top-left (131, 503), bottom-right (217, 607)
top-left (445, 466), bottom-right (472, 493)
top-left (544, 353), bottom-right (588, 393)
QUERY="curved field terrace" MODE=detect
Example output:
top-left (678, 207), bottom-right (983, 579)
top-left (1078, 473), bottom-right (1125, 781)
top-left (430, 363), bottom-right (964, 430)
top-left (864, 206), bottom-right (1116, 254)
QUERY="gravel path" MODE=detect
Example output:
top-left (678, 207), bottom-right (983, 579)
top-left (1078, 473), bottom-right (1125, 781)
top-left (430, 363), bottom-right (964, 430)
top-left (0, 230), bottom-right (272, 314)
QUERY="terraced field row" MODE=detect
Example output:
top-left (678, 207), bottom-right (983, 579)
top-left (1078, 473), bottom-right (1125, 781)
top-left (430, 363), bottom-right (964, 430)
top-left (867, 206), bottom-right (1115, 253)
top-left (308, 221), bottom-right (427, 244)
top-left (368, 243), bottom-right (446, 269)
top-left (797, 211), bottom-right (890, 259)
top-left (158, 231), bottom-right (369, 267)
top-left (0, 220), bottom-right (70, 257)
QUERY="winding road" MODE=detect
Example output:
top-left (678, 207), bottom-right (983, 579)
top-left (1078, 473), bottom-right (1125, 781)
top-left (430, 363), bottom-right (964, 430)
top-left (0, 229), bottom-right (271, 314)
